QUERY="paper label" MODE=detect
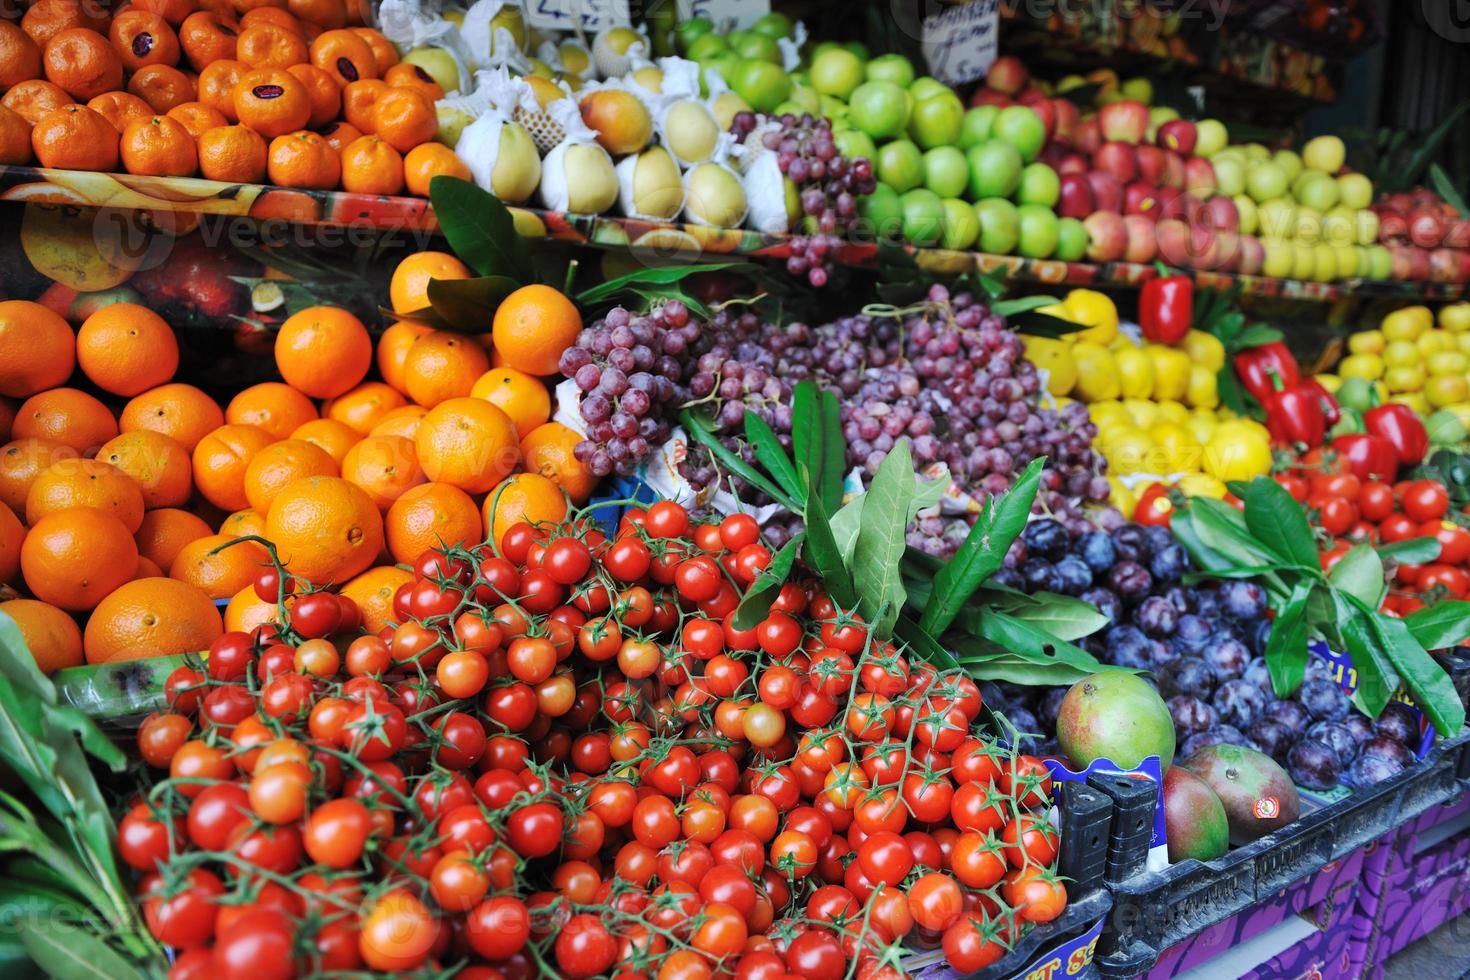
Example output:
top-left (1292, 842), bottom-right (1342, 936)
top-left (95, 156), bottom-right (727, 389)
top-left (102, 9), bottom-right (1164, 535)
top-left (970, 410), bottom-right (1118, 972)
top-left (676, 0), bottom-right (770, 30)
top-left (523, 0), bottom-right (631, 32)
top-left (921, 0), bottom-right (1000, 86)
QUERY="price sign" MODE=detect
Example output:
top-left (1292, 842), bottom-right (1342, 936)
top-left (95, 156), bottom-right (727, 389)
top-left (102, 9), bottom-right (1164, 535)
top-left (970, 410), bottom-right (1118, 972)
top-left (922, 0), bottom-right (1000, 86)
top-left (676, 0), bottom-right (770, 30)
top-left (524, 0), bottom-right (632, 33)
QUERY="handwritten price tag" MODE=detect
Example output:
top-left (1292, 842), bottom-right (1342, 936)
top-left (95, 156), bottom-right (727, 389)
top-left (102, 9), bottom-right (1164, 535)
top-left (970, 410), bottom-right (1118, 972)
top-left (922, 0), bottom-right (1000, 86)
top-left (524, 0), bottom-right (632, 32)
top-left (675, 0), bottom-right (770, 29)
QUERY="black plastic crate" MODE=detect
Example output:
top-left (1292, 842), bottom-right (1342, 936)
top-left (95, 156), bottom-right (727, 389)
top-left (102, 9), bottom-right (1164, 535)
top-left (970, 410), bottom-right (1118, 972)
top-left (1088, 773), bottom-right (1157, 882)
top-left (1058, 781), bottom-right (1113, 897)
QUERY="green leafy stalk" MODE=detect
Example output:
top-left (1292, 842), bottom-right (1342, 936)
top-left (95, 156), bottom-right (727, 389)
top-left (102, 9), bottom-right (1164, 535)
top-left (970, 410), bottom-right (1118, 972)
top-left (851, 440), bottom-right (915, 639)
top-left (428, 176), bottom-right (534, 284)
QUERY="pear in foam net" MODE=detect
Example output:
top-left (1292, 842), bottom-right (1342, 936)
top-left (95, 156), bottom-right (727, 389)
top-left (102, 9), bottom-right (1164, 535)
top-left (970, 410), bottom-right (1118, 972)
top-left (540, 99), bottom-right (619, 215)
top-left (616, 145), bottom-right (685, 221)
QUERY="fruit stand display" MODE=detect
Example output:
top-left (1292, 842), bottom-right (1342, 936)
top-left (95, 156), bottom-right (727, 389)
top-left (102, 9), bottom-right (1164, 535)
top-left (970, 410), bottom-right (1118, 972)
top-left (1, 2), bottom-right (1470, 979)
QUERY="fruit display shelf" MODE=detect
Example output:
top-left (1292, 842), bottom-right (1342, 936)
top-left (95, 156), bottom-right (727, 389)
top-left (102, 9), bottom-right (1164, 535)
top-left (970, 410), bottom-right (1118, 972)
top-left (4, 163), bottom-right (1468, 305)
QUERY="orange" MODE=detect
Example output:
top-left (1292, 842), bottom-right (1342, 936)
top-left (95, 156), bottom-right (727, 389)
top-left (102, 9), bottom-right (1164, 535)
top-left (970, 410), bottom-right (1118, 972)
top-left (25, 457), bottom-right (146, 531)
top-left (226, 381), bottom-right (318, 440)
top-left (109, 10), bottom-right (181, 71)
top-left (219, 507), bottom-right (267, 538)
top-left (339, 564), bottom-right (410, 632)
top-left (14, 389), bottom-right (119, 455)
top-left (134, 506), bottom-right (212, 569)
top-left (2, 80), bottom-right (70, 125)
top-left (287, 0), bottom-right (345, 30)
top-left (135, 0), bottom-right (197, 27)
top-left (340, 433), bottom-right (423, 511)
top-left (0, 105), bottom-right (31, 165)
top-left (169, 532), bottom-right (267, 599)
top-left (135, 555), bottom-right (165, 579)
top-left (290, 417), bottom-right (358, 463)
top-left (339, 133), bottom-right (403, 194)
top-left (192, 422), bottom-right (274, 510)
top-left (267, 129), bottom-right (340, 188)
top-left (370, 86), bottom-right (433, 152)
top-left (198, 58), bottom-right (247, 120)
top-left (20, 508), bottom-right (138, 611)
top-left (83, 577), bottom-right (224, 663)
top-left (22, 0), bottom-right (109, 47)
top-left (127, 64), bottom-right (196, 113)
top-left (402, 331), bottom-right (490, 408)
top-left (120, 114), bottom-right (199, 176)
top-left (323, 381), bottom-right (405, 434)
top-left (240, 8), bottom-right (303, 33)
top-left (234, 66), bottom-right (311, 137)
top-left (242, 437), bottom-right (337, 514)
top-left (223, 583), bottom-right (278, 633)
top-left (0, 500), bottom-right (21, 583)
top-left (339, 77), bottom-right (385, 133)
top-left (317, 118), bottom-right (359, 152)
top-left (351, 28), bottom-right (397, 72)
top-left (121, 383), bottom-right (225, 452)
top-left (273, 306), bottom-right (371, 398)
top-left (88, 91), bottom-right (156, 133)
top-left (264, 475), bottom-right (383, 584)
top-left (0, 598), bottom-right (83, 673)
top-left (309, 28), bottom-right (377, 86)
top-left (236, 21), bottom-right (307, 68)
top-left (284, 62), bottom-right (339, 127)
top-left (519, 422), bottom-right (594, 503)
top-left (470, 367), bottom-right (551, 440)
top-left (0, 300), bottom-right (75, 399)
top-left (378, 320), bottom-right (434, 386)
top-left (490, 284), bottom-right (583, 376)
top-left (384, 482), bottom-right (481, 564)
top-left (415, 397), bottom-right (519, 494)
top-left (43, 28), bottom-right (124, 101)
top-left (197, 123), bottom-right (268, 181)
top-left (0, 439), bottom-right (71, 514)
top-left (0, 21), bottom-right (42, 89)
top-left (179, 11), bottom-right (239, 72)
top-left (367, 404), bottom-right (426, 440)
top-left (76, 302), bottom-right (181, 396)
top-left (403, 142), bottom-right (469, 197)
top-left (31, 104), bottom-right (120, 171)
top-left (166, 100), bottom-right (229, 137)
top-left (388, 251), bottom-right (472, 314)
top-left (483, 472), bottom-right (567, 549)
top-left (97, 430), bottom-right (192, 508)
top-left (384, 62), bottom-right (443, 101)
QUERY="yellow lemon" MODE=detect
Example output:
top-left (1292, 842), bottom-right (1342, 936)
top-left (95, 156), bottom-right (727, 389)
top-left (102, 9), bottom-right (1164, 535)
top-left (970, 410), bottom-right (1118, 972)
top-left (1337, 353), bottom-right (1384, 380)
top-left (1388, 391), bottom-right (1430, 415)
top-left (1384, 364), bottom-right (1425, 393)
top-left (1426, 375), bottom-right (1469, 408)
top-left (1022, 336), bottom-right (1078, 396)
top-left (1347, 330), bottom-right (1385, 354)
top-left (1176, 473), bottom-right (1227, 499)
top-left (1147, 345), bottom-right (1191, 401)
top-left (1313, 373), bottom-right (1342, 394)
top-left (1181, 330), bottom-right (1226, 372)
top-left (1122, 398), bottom-right (1159, 429)
top-left (1383, 340), bottom-right (1422, 368)
top-left (1186, 365), bottom-right (1220, 409)
top-left (1062, 289), bottom-right (1119, 346)
top-left (1149, 422), bottom-right (1203, 473)
top-left (1101, 429), bottom-right (1155, 476)
top-left (1071, 343), bottom-right (1121, 401)
top-left (1440, 303), bottom-right (1470, 332)
top-left (1429, 351), bottom-right (1467, 376)
top-left (1204, 427), bottom-right (1271, 483)
top-left (1106, 476), bottom-right (1137, 519)
top-left (1116, 347), bottom-right (1155, 400)
top-left (1417, 331), bottom-right (1451, 356)
top-left (1382, 305), bottom-right (1432, 341)
top-left (1187, 412), bottom-right (1218, 446)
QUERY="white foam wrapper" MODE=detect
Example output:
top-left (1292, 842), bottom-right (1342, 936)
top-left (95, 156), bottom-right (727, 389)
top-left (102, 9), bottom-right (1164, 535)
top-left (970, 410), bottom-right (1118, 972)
top-left (777, 22), bottom-right (808, 73)
top-left (539, 99), bottom-right (616, 213)
top-left (459, 1), bottom-right (530, 73)
top-left (645, 58), bottom-right (720, 168)
top-left (377, 0), bottom-right (476, 94)
top-left (615, 149), bottom-right (686, 220)
top-left (536, 37), bottom-right (591, 78)
top-left (681, 132), bottom-right (747, 227)
top-left (741, 146), bottom-right (788, 233)
top-left (450, 68), bottom-right (540, 199)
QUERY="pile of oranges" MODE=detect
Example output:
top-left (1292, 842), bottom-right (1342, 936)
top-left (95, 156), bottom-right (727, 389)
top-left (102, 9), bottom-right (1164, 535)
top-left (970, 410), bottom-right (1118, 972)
top-left (0, 250), bottom-right (590, 672)
top-left (0, 0), bottom-right (471, 195)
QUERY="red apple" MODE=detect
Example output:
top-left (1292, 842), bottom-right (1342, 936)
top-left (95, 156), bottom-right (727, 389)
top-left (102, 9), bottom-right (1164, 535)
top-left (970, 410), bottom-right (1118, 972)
top-left (1238, 234), bottom-right (1265, 275)
top-left (1074, 117), bottom-right (1102, 155)
top-left (1430, 248), bottom-right (1460, 283)
top-left (1184, 157), bottom-right (1217, 196)
top-left (1027, 98), bottom-right (1057, 144)
top-left (1098, 100), bottom-right (1149, 145)
top-left (1056, 153), bottom-right (1089, 176)
top-left (1156, 219), bottom-right (1205, 267)
top-left (1408, 246), bottom-right (1432, 280)
top-left (986, 56), bottom-right (1029, 96)
top-left (1409, 206), bottom-right (1447, 249)
top-left (1379, 211), bottom-right (1409, 246)
top-left (1135, 145), bottom-right (1166, 186)
top-left (1213, 230), bottom-right (1241, 272)
top-left (1086, 171), bottom-right (1125, 212)
top-left (1162, 150), bottom-right (1187, 190)
top-left (1124, 215), bottom-right (1159, 264)
top-left (1390, 245), bottom-right (1413, 280)
top-left (1204, 195), bottom-right (1240, 234)
top-left (1125, 181), bottom-right (1162, 219)
top-left (1158, 187), bottom-right (1198, 224)
top-left (1156, 119), bottom-right (1198, 155)
top-left (970, 88), bottom-right (1012, 108)
top-left (1058, 174), bottom-right (1096, 220)
top-left (1093, 142), bottom-right (1138, 184)
top-left (1053, 99), bottom-right (1079, 146)
top-left (1445, 220), bottom-right (1470, 250)
top-left (1083, 210), bottom-right (1127, 262)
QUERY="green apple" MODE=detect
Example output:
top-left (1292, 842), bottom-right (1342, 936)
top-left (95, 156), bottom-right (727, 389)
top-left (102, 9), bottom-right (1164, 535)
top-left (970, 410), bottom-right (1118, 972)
top-left (1368, 244), bottom-right (1393, 279)
top-left (833, 129), bottom-right (877, 163)
top-left (1295, 205), bottom-right (1322, 244)
top-left (877, 139), bottom-right (924, 193)
top-left (699, 52), bottom-right (742, 93)
top-left (1272, 149), bottom-right (1303, 184)
top-left (676, 17), bottom-right (714, 54)
top-left (1243, 143), bottom-right (1270, 162)
top-left (686, 33), bottom-right (729, 61)
top-left (811, 48), bottom-right (865, 100)
top-left (843, 42), bottom-right (870, 60)
top-left (1291, 242), bottom-right (1316, 280)
top-left (866, 54), bottom-right (915, 88)
top-left (1296, 171), bottom-right (1340, 212)
top-left (908, 76), bottom-right (950, 102)
top-left (1056, 217), bottom-right (1088, 262)
top-left (1303, 135), bottom-right (1346, 174)
top-left (849, 80), bottom-right (911, 139)
top-left (1195, 119), bottom-right (1229, 157)
top-left (859, 182), bottom-right (903, 242)
top-left (901, 188), bottom-right (945, 245)
top-left (731, 60), bottom-right (792, 112)
top-left (1338, 172), bottom-right (1373, 210)
top-left (1121, 76), bottom-right (1153, 104)
top-left (940, 198), bottom-right (979, 250)
top-left (786, 83), bottom-right (820, 114)
top-left (1017, 162), bottom-right (1060, 208)
top-left (908, 91), bottom-right (965, 149)
top-left (1257, 199), bottom-right (1297, 240)
top-left (1016, 204), bottom-right (1060, 258)
top-left (923, 146), bottom-right (970, 198)
top-left (959, 106), bottom-right (999, 149)
top-left (751, 12), bottom-right (794, 39)
top-left (404, 47), bottom-right (464, 95)
top-left (1233, 195), bottom-right (1259, 236)
top-left (1245, 161), bottom-right (1288, 203)
top-left (733, 33), bottom-right (781, 64)
top-left (1334, 245), bottom-right (1359, 278)
top-left (991, 105), bottom-right (1046, 162)
top-left (1313, 243), bottom-right (1338, 282)
top-left (1262, 239), bottom-right (1294, 278)
top-left (1322, 207), bottom-right (1356, 247)
top-left (975, 198), bottom-right (1020, 254)
top-left (1356, 209), bottom-right (1380, 247)
top-left (1213, 157), bottom-right (1245, 197)
top-left (966, 140), bottom-right (1022, 200)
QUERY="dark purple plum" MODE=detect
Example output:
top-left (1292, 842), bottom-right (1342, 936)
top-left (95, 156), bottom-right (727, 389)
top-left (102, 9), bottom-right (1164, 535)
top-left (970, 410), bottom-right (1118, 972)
top-left (1149, 640), bottom-right (1177, 668)
top-left (1204, 638), bottom-right (1251, 680)
top-left (1022, 519), bottom-right (1069, 560)
top-left (1373, 703), bottom-right (1420, 746)
top-left (1244, 659), bottom-right (1276, 694)
top-left (1360, 736), bottom-right (1414, 768)
top-left (1158, 657), bottom-right (1218, 700)
top-left (1245, 618), bottom-right (1273, 656)
top-left (1143, 525), bottom-right (1174, 556)
top-left (1168, 695), bottom-right (1217, 734)
top-left (1297, 679), bottom-right (1351, 721)
top-left (1215, 678), bottom-right (1268, 729)
top-left (1134, 596), bottom-right (1178, 638)
top-left (1081, 586), bottom-right (1122, 626)
top-left (1110, 524), bottom-right (1150, 563)
top-left (1149, 544), bottom-right (1187, 584)
top-left (1264, 699), bottom-right (1311, 733)
top-left (1306, 721), bottom-right (1357, 765)
top-left (1342, 714), bottom-right (1374, 743)
top-left (1107, 561), bottom-right (1153, 602)
top-left (1020, 558), bottom-right (1061, 593)
top-left (1077, 531), bottom-right (1116, 574)
top-left (989, 567), bottom-right (1024, 591)
top-left (1040, 687), bottom-right (1068, 725)
top-left (1172, 614), bottom-right (1214, 655)
top-left (1219, 581), bottom-right (1267, 621)
top-left (1104, 624), bottom-right (1152, 670)
top-left (1181, 725), bottom-right (1250, 756)
top-left (1162, 585), bottom-right (1191, 613)
top-left (1287, 739), bottom-right (1342, 791)
top-left (978, 681), bottom-right (1007, 709)
top-left (1054, 555), bottom-right (1093, 595)
top-left (1347, 753), bottom-right (1405, 788)
top-left (1246, 718), bottom-right (1293, 760)
top-left (1001, 706), bottom-right (1042, 746)
top-left (1191, 590), bottom-right (1222, 620)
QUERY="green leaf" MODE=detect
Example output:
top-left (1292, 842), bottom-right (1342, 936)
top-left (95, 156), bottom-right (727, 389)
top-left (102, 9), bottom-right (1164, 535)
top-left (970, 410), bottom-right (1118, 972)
top-left (828, 494), bottom-right (864, 566)
top-left (1377, 537), bottom-right (1443, 565)
top-left (990, 295), bottom-right (1060, 317)
top-left (918, 458), bottom-right (1044, 637)
top-left (802, 488), bottom-right (856, 611)
top-left (791, 382), bottom-right (845, 515)
top-left (851, 440), bottom-right (915, 639)
top-left (892, 615), bottom-right (959, 670)
top-left (1009, 311), bottom-right (1086, 338)
top-left (1243, 477), bottom-right (1320, 570)
top-left (968, 612), bottom-right (1114, 675)
top-left (998, 592), bottom-right (1110, 642)
top-left (1235, 324), bottom-right (1286, 349)
top-left (1403, 601), bottom-right (1470, 651)
top-left (20, 923), bottom-right (145, 980)
top-left (426, 276), bottom-right (521, 332)
top-left (1263, 582), bottom-right (1312, 698)
top-left (731, 534), bottom-right (804, 631)
top-left (1186, 497), bottom-right (1293, 571)
top-left (1401, 99), bottom-right (1470, 190)
top-left (428, 175), bottom-right (533, 283)
top-left (574, 261), bottom-right (754, 307)
top-left (1336, 592), bottom-right (1399, 718)
top-left (744, 414), bottom-right (802, 506)
top-left (1367, 606), bottom-right (1466, 736)
top-left (837, 473), bottom-right (949, 569)
top-left (1329, 543), bottom-right (1386, 609)
top-left (1430, 163), bottom-right (1470, 221)
top-left (679, 409), bottom-right (800, 512)
top-left (959, 654), bottom-right (1103, 687)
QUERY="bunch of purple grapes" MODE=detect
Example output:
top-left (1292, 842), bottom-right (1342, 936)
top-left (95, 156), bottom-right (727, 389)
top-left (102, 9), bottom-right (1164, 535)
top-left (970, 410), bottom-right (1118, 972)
top-left (557, 301), bottom-right (696, 478)
top-left (729, 111), bottom-right (876, 288)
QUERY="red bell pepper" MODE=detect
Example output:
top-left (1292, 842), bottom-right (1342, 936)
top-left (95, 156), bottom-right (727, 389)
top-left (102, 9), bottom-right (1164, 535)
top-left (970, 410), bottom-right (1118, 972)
top-left (1303, 380), bottom-right (1340, 427)
top-left (1234, 342), bottom-right (1301, 403)
top-left (1331, 433), bottom-right (1399, 483)
top-left (1363, 404), bottom-right (1428, 466)
top-left (1139, 274), bottom-right (1193, 345)
top-left (1264, 383), bottom-right (1326, 448)
top-left (1133, 483), bottom-right (1173, 526)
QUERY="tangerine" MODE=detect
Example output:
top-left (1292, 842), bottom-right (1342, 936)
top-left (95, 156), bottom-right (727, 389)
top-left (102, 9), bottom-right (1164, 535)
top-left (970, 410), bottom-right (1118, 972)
top-left (120, 114), bottom-right (199, 176)
top-left (169, 532), bottom-right (267, 599)
top-left (134, 0), bottom-right (197, 27)
top-left (0, 21), bottom-right (42, 89)
top-left (31, 104), bottom-right (120, 170)
top-left (470, 367), bottom-right (550, 439)
top-left (339, 564), bottom-right (411, 632)
top-left (234, 66), bottom-right (311, 137)
top-left (483, 472), bottom-right (567, 548)
top-left (377, 320), bottom-right (434, 387)
top-left (0, 439), bottom-right (71, 514)
top-left (198, 58), bottom-right (247, 120)
top-left (0, 501), bottom-right (20, 584)
top-left (25, 457), bottom-right (146, 531)
top-left (350, 28), bottom-right (396, 72)
top-left (242, 437), bottom-right (337, 514)
top-left (370, 86), bottom-right (434, 152)
top-left (77, 302), bottom-right (180, 396)
top-left (317, 118), bottom-right (359, 152)
top-left (267, 128), bottom-right (340, 188)
top-left (0, 300), bottom-right (75, 398)
top-left (109, 10), bottom-right (181, 71)
top-left (223, 583), bottom-right (279, 633)
top-left (0, 598), bottom-right (83, 673)
top-left (218, 507), bottom-right (267, 539)
top-left (290, 417), bottom-right (358, 463)
top-left (2, 80), bottom-right (70, 125)
top-left (191, 422), bottom-right (274, 510)
top-left (491, 284), bottom-right (583, 376)
top-left (23, 0), bottom-right (109, 47)
top-left (284, 62), bottom-right (339, 127)
top-left (0, 105), bottom-right (31, 164)
top-left (43, 28), bottom-right (124, 101)
top-left (83, 577), bottom-right (224, 663)
top-left (339, 133), bottom-right (403, 194)
top-left (519, 421), bottom-right (594, 503)
top-left (384, 62), bottom-right (443, 101)
top-left (97, 430), bottom-right (193, 508)
top-left (226, 381), bottom-right (318, 440)
top-left (367, 405), bottom-right (426, 440)
top-left (166, 100), bottom-right (229, 137)
top-left (128, 64), bottom-right (196, 113)
top-left (403, 141), bottom-right (469, 196)
top-left (309, 28), bottom-right (377, 85)
top-left (14, 388), bottom-right (118, 454)
top-left (322, 381), bottom-right (405, 434)
top-left (20, 507), bottom-right (138, 611)
top-left (402, 331), bottom-right (489, 408)
top-left (88, 91), bottom-right (156, 132)
top-left (178, 11), bottom-right (240, 72)
top-left (384, 482), bottom-right (481, 564)
top-left (264, 475), bottom-right (383, 584)
top-left (339, 77), bottom-right (385, 133)
top-left (388, 251), bottom-right (471, 314)
top-left (236, 21), bottom-right (307, 68)
top-left (120, 383), bottom-right (225, 452)
top-left (197, 123), bottom-right (268, 181)
top-left (287, 0), bottom-right (345, 30)
top-left (134, 506), bottom-right (212, 569)
top-left (340, 433), bottom-right (424, 510)
top-left (273, 306), bottom-right (371, 399)
top-left (415, 396), bottom-right (519, 494)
